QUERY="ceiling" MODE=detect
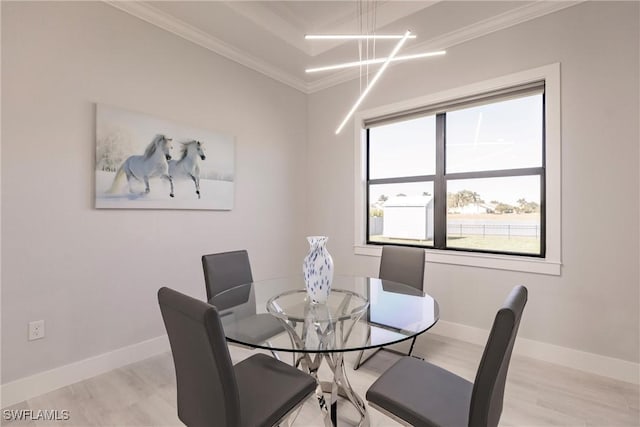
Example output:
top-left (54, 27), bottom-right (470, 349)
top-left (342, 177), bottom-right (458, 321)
top-left (107, 1), bottom-right (581, 93)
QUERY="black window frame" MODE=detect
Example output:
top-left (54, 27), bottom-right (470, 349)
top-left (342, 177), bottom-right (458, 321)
top-left (365, 84), bottom-right (546, 258)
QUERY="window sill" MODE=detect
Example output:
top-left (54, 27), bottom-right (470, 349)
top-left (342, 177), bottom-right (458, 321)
top-left (353, 244), bottom-right (561, 276)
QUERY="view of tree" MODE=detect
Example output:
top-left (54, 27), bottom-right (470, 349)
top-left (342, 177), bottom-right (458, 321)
top-left (444, 191), bottom-right (539, 214)
top-left (517, 198), bottom-right (540, 213)
top-left (96, 127), bottom-right (133, 172)
top-left (375, 188), bottom-right (538, 214)
top-left (447, 189), bottom-right (484, 208)
top-left (494, 203), bottom-right (515, 214)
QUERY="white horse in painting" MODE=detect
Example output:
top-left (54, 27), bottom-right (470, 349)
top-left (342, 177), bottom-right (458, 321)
top-left (168, 140), bottom-right (206, 199)
top-left (108, 134), bottom-right (175, 197)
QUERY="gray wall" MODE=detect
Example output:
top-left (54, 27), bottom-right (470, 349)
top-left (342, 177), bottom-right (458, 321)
top-left (306, 2), bottom-right (640, 363)
top-left (1, 2), bottom-right (308, 383)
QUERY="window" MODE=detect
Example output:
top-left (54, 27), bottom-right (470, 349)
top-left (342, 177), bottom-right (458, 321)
top-left (355, 65), bottom-right (561, 274)
top-left (366, 85), bottom-right (545, 257)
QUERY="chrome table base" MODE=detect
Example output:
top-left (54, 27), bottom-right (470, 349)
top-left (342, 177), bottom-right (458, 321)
top-left (295, 350), bottom-right (369, 427)
top-left (277, 297), bottom-right (370, 427)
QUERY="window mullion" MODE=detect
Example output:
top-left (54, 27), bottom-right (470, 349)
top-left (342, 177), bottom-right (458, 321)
top-left (365, 128), bottom-right (371, 244)
top-left (434, 113), bottom-right (447, 249)
top-left (369, 175), bottom-right (436, 185)
top-left (445, 167), bottom-right (544, 180)
top-left (539, 168), bottom-right (546, 257)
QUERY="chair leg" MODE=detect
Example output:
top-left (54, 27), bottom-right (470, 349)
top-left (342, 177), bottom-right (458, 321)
top-left (354, 327), bottom-right (373, 370)
top-left (353, 347), bottom-right (381, 370)
top-left (356, 336), bottom-right (420, 370)
top-left (266, 341), bottom-right (281, 361)
top-left (266, 340), bottom-right (298, 365)
top-left (353, 349), bottom-right (364, 370)
top-left (287, 332), bottom-right (297, 366)
top-left (407, 336), bottom-right (426, 361)
top-left (407, 336), bottom-right (416, 357)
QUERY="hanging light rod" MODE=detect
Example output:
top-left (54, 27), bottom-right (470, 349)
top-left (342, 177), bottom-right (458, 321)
top-left (306, 50), bottom-right (446, 73)
top-left (336, 30), bottom-right (412, 134)
top-left (305, 34), bottom-right (417, 40)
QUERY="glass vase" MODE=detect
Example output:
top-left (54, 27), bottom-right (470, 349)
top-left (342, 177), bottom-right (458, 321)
top-left (303, 236), bottom-right (334, 304)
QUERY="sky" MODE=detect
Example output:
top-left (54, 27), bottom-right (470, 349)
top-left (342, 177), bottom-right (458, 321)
top-left (368, 94), bottom-right (542, 206)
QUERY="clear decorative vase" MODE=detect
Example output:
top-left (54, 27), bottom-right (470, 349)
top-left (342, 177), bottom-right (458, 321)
top-left (303, 236), bottom-right (334, 304)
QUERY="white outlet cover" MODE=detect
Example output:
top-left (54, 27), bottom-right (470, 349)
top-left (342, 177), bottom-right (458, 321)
top-left (28, 320), bottom-right (45, 341)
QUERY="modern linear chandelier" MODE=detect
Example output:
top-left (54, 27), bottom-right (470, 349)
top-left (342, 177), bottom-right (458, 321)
top-left (305, 2), bottom-right (446, 134)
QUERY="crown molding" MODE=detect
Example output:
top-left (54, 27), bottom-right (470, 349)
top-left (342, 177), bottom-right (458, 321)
top-left (225, 1), bottom-right (440, 57)
top-left (104, 1), bottom-right (309, 93)
top-left (306, 1), bottom-right (585, 93)
top-left (105, 1), bottom-right (584, 95)
top-left (223, 2), bottom-right (309, 55)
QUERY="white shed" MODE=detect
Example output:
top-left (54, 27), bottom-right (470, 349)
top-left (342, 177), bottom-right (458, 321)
top-left (382, 196), bottom-right (434, 240)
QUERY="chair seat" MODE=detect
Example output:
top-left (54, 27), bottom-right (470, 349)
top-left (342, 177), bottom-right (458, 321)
top-left (227, 313), bottom-right (285, 344)
top-left (366, 357), bottom-right (473, 427)
top-left (235, 353), bottom-right (316, 427)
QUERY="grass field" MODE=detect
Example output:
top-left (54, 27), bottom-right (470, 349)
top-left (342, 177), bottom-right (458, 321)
top-left (447, 235), bottom-right (540, 254)
top-left (370, 212), bottom-right (541, 254)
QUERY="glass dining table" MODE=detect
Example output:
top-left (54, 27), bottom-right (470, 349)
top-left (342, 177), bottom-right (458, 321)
top-left (210, 275), bottom-right (439, 427)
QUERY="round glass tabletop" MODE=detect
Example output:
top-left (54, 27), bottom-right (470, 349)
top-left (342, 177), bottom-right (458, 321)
top-left (210, 275), bottom-right (439, 353)
top-left (267, 288), bottom-right (369, 323)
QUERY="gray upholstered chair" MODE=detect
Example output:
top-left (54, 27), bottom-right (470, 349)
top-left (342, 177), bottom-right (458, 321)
top-left (202, 251), bottom-right (287, 361)
top-left (366, 285), bottom-right (528, 427)
top-left (378, 245), bottom-right (426, 291)
top-left (158, 287), bottom-right (316, 427)
top-left (354, 245), bottom-right (425, 369)
top-left (202, 250), bottom-right (254, 302)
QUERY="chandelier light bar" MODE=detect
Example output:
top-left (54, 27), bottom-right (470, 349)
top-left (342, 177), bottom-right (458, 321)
top-left (306, 50), bottom-right (446, 73)
top-left (335, 30), bottom-right (412, 134)
top-left (305, 34), bottom-right (417, 40)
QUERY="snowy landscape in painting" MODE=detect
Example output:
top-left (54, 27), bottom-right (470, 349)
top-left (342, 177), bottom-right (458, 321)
top-left (95, 104), bottom-right (234, 210)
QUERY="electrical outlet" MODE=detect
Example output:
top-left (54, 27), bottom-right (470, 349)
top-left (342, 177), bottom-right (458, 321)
top-left (28, 320), bottom-right (45, 341)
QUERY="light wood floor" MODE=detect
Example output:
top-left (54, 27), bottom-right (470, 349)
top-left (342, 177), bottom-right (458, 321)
top-left (3, 334), bottom-right (639, 426)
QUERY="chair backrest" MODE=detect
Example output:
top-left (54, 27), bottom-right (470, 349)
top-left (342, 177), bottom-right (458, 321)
top-left (469, 285), bottom-right (528, 427)
top-left (202, 250), bottom-right (253, 302)
top-left (379, 245), bottom-right (425, 291)
top-left (158, 287), bottom-right (240, 427)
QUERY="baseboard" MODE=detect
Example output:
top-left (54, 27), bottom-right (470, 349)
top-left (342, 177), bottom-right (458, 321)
top-left (2, 322), bottom-right (638, 408)
top-left (1, 335), bottom-right (170, 408)
top-left (430, 320), bottom-right (640, 385)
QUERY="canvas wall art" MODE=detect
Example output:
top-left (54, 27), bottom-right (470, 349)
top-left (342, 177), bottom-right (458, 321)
top-left (95, 104), bottom-right (234, 210)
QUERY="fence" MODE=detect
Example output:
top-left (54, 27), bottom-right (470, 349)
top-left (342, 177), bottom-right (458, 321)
top-left (370, 216), bottom-right (539, 238)
top-left (447, 223), bottom-right (539, 238)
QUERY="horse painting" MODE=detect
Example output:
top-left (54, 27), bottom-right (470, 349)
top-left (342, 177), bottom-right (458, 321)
top-left (168, 140), bottom-right (206, 199)
top-left (108, 134), bottom-right (175, 197)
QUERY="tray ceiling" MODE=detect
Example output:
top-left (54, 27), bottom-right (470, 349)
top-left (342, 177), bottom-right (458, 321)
top-left (106, 1), bottom-right (582, 93)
